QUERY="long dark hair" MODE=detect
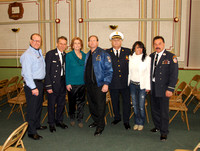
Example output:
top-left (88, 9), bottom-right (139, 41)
top-left (131, 41), bottom-right (147, 62)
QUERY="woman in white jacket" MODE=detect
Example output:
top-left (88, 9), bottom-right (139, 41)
top-left (128, 41), bottom-right (151, 131)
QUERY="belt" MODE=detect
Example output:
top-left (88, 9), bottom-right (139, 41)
top-left (33, 79), bottom-right (44, 82)
top-left (130, 80), bottom-right (140, 85)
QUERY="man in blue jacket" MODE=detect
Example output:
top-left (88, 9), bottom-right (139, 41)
top-left (84, 35), bottom-right (113, 136)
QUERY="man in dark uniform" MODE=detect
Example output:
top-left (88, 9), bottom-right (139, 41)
top-left (150, 36), bottom-right (178, 141)
top-left (106, 31), bottom-right (131, 129)
top-left (45, 36), bottom-right (68, 132)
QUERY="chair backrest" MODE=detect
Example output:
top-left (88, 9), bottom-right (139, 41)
top-left (188, 75), bottom-right (200, 90)
top-left (182, 86), bottom-right (192, 104)
top-left (173, 81), bottom-right (188, 99)
top-left (5, 76), bottom-right (19, 98)
top-left (1, 122), bottom-right (28, 150)
top-left (0, 79), bottom-right (8, 88)
top-left (193, 142), bottom-right (200, 151)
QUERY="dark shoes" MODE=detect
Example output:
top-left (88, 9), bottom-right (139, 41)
top-left (49, 125), bottom-right (56, 133)
top-left (94, 127), bottom-right (104, 136)
top-left (111, 120), bottom-right (121, 125)
top-left (160, 134), bottom-right (167, 141)
top-left (36, 126), bottom-right (47, 130)
top-left (28, 134), bottom-right (43, 140)
top-left (150, 128), bottom-right (160, 132)
top-left (89, 122), bottom-right (97, 128)
top-left (56, 122), bottom-right (68, 129)
top-left (124, 123), bottom-right (131, 130)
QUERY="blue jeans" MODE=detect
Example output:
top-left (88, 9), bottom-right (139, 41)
top-left (130, 83), bottom-right (146, 125)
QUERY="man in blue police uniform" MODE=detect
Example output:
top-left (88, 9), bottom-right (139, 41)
top-left (150, 36), bottom-right (178, 141)
top-left (85, 35), bottom-right (113, 136)
top-left (106, 31), bottom-right (131, 130)
top-left (45, 36), bottom-right (68, 133)
top-left (20, 33), bottom-right (47, 140)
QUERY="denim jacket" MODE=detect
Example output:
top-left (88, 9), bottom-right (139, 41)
top-left (85, 47), bottom-right (113, 87)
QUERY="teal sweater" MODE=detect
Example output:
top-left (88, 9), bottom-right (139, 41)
top-left (65, 50), bottom-right (86, 85)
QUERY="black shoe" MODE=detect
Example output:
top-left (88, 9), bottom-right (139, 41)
top-left (56, 122), bottom-right (68, 129)
top-left (94, 128), bottom-right (104, 136)
top-left (36, 126), bottom-right (47, 130)
top-left (124, 123), bottom-right (131, 130)
top-left (28, 134), bottom-right (43, 140)
top-left (49, 125), bottom-right (56, 133)
top-left (150, 128), bottom-right (160, 132)
top-left (111, 120), bottom-right (121, 125)
top-left (88, 122), bottom-right (97, 128)
top-left (160, 134), bottom-right (167, 141)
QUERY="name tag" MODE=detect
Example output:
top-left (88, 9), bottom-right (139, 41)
top-left (52, 60), bottom-right (57, 63)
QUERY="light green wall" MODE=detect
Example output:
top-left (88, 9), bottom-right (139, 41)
top-left (0, 59), bottom-right (200, 84)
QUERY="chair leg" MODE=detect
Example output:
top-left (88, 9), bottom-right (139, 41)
top-left (64, 105), bottom-right (69, 118)
top-left (19, 105), bottom-right (25, 121)
top-left (129, 107), bottom-right (134, 119)
top-left (187, 95), bottom-right (194, 106)
top-left (193, 102), bottom-right (200, 113)
top-left (169, 111), bottom-right (179, 124)
top-left (41, 112), bottom-right (48, 123)
top-left (107, 102), bottom-right (112, 117)
top-left (181, 111), bottom-right (185, 122)
top-left (7, 104), bottom-right (16, 119)
top-left (145, 106), bottom-right (149, 123)
top-left (184, 111), bottom-right (190, 131)
top-left (85, 114), bottom-right (91, 123)
top-left (109, 100), bottom-right (114, 117)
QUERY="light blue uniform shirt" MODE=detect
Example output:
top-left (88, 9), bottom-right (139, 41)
top-left (20, 46), bottom-right (46, 89)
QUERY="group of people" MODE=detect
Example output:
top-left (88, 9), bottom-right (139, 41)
top-left (20, 32), bottom-right (178, 142)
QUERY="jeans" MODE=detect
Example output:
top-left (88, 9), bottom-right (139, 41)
top-left (130, 83), bottom-right (146, 125)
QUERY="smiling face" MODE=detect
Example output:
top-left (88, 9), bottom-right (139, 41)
top-left (111, 38), bottom-right (122, 50)
top-left (72, 39), bottom-right (82, 51)
top-left (30, 34), bottom-right (42, 50)
top-left (134, 45), bottom-right (143, 55)
top-left (88, 36), bottom-right (99, 51)
top-left (56, 38), bottom-right (68, 52)
top-left (153, 38), bottom-right (165, 53)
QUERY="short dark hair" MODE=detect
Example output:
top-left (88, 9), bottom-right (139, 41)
top-left (131, 41), bottom-right (147, 62)
top-left (70, 37), bottom-right (83, 50)
top-left (57, 36), bottom-right (68, 43)
top-left (88, 35), bottom-right (99, 42)
top-left (30, 33), bottom-right (41, 40)
top-left (153, 36), bottom-right (165, 44)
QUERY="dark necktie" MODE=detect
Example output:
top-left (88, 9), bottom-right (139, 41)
top-left (116, 50), bottom-right (119, 58)
top-left (61, 53), bottom-right (65, 74)
top-left (153, 54), bottom-right (158, 78)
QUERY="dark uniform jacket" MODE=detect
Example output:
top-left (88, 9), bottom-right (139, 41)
top-left (150, 50), bottom-right (178, 97)
top-left (106, 47), bottom-right (131, 89)
top-left (45, 49), bottom-right (66, 93)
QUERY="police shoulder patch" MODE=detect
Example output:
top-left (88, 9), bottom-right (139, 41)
top-left (172, 55), bottom-right (178, 63)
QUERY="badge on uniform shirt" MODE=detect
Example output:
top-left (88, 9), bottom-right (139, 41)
top-left (163, 53), bottom-right (166, 56)
top-left (126, 55), bottom-right (129, 60)
top-left (96, 55), bottom-right (101, 61)
top-left (122, 49), bottom-right (124, 52)
top-left (52, 60), bottom-right (57, 63)
top-left (107, 56), bottom-right (111, 62)
top-left (55, 53), bottom-right (58, 56)
top-left (162, 60), bottom-right (170, 64)
top-left (173, 56), bottom-right (178, 63)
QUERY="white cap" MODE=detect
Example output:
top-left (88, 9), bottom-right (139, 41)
top-left (109, 31), bottom-right (124, 40)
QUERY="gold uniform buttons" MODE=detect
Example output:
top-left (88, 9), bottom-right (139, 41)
top-left (118, 65), bottom-right (120, 67)
top-left (118, 60), bottom-right (119, 62)
top-left (119, 70), bottom-right (121, 72)
top-left (119, 75), bottom-right (121, 77)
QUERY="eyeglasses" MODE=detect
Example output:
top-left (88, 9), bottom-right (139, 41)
top-left (32, 39), bottom-right (41, 43)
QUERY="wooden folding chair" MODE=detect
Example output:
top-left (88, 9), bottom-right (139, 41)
top-left (0, 79), bottom-right (9, 107)
top-left (170, 81), bottom-right (188, 103)
top-left (193, 93), bottom-right (200, 113)
top-left (174, 142), bottom-right (200, 151)
top-left (7, 87), bottom-right (26, 121)
top-left (85, 91), bottom-right (113, 125)
top-left (6, 76), bottom-right (19, 99)
top-left (0, 122), bottom-right (28, 151)
top-left (169, 85), bottom-right (192, 130)
top-left (187, 74), bottom-right (200, 106)
top-left (129, 99), bottom-right (149, 123)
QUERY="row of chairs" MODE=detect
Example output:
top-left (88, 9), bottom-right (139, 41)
top-left (169, 74), bottom-right (200, 131)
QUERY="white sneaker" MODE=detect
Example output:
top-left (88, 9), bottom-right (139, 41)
top-left (138, 125), bottom-right (144, 131)
top-left (133, 125), bottom-right (139, 130)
